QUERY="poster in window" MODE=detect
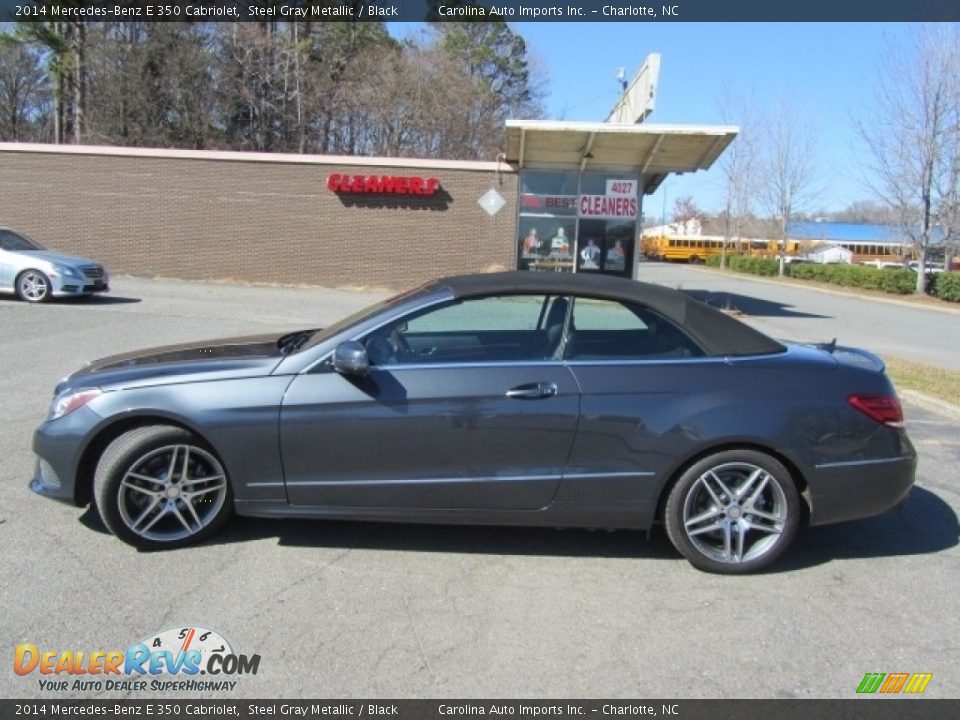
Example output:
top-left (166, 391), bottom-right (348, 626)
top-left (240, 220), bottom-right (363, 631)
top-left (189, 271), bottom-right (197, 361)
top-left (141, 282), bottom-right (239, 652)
top-left (604, 239), bottom-right (627, 271)
top-left (578, 237), bottom-right (603, 272)
top-left (548, 225), bottom-right (573, 257)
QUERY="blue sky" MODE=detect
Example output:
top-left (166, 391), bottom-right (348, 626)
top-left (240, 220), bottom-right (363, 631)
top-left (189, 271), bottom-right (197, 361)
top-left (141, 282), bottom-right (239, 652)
top-left (393, 22), bottom-right (919, 216)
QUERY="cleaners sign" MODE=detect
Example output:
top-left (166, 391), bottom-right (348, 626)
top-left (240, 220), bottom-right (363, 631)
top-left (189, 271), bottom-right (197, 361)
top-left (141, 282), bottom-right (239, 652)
top-left (579, 195), bottom-right (638, 219)
top-left (580, 179), bottom-right (638, 219)
top-left (327, 173), bottom-right (441, 196)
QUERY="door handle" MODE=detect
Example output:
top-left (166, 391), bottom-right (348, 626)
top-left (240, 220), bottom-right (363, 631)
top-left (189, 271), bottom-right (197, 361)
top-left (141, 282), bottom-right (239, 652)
top-left (505, 382), bottom-right (558, 399)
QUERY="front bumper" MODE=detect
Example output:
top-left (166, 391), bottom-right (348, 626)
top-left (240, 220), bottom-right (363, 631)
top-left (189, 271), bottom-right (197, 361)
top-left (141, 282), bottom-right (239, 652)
top-left (30, 405), bottom-right (104, 505)
top-left (51, 275), bottom-right (110, 297)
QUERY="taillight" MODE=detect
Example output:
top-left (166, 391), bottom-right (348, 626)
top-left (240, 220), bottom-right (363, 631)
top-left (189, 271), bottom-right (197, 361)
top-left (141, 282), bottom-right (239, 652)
top-left (848, 394), bottom-right (904, 427)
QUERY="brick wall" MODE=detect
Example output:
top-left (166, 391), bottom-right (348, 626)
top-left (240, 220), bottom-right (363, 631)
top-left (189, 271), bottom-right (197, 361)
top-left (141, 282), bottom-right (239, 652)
top-left (0, 146), bottom-right (519, 290)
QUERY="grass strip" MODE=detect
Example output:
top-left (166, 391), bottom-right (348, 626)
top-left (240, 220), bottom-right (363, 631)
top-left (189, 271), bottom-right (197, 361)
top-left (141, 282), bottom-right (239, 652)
top-left (885, 357), bottom-right (960, 408)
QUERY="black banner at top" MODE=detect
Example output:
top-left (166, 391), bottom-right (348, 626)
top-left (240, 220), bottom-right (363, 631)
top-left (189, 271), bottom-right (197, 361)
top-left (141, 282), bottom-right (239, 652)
top-left (2, 0), bottom-right (960, 23)
top-left (1, 700), bottom-right (959, 720)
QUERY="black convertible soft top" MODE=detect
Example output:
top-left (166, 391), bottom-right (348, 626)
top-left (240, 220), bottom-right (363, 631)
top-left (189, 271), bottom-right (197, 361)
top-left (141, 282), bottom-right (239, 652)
top-left (437, 271), bottom-right (785, 358)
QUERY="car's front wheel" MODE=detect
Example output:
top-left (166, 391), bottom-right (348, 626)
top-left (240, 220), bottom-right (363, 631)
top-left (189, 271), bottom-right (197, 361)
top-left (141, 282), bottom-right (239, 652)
top-left (664, 450), bottom-right (800, 574)
top-left (94, 425), bottom-right (233, 550)
top-left (16, 269), bottom-right (52, 303)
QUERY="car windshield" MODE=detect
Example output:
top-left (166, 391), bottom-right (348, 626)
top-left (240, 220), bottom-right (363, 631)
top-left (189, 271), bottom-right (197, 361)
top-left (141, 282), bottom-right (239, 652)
top-left (0, 229), bottom-right (44, 252)
top-left (299, 281), bottom-right (441, 352)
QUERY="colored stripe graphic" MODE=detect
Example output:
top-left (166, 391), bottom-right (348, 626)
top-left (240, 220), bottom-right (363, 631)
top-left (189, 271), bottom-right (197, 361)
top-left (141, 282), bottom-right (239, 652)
top-left (880, 672), bottom-right (910, 693)
top-left (904, 673), bottom-right (934, 694)
top-left (857, 673), bottom-right (886, 694)
top-left (857, 672), bottom-right (933, 694)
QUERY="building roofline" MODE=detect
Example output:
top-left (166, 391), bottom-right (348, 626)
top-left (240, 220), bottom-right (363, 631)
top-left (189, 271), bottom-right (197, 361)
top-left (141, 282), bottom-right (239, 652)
top-left (0, 142), bottom-right (515, 173)
top-left (505, 119), bottom-right (740, 136)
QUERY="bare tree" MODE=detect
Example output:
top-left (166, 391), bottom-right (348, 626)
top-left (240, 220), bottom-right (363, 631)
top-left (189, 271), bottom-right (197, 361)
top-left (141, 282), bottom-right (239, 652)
top-left (428, 22), bottom-right (545, 159)
top-left (758, 99), bottom-right (819, 275)
top-left (857, 26), bottom-right (960, 292)
top-left (83, 23), bottom-right (216, 149)
top-left (671, 195), bottom-right (701, 224)
top-left (6, 21), bottom-right (544, 162)
top-left (0, 36), bottom-right (52, 141)
top-left (16, 20), bottom-right (89, 143)
top-left (716, 87), bottom-right (760, 266)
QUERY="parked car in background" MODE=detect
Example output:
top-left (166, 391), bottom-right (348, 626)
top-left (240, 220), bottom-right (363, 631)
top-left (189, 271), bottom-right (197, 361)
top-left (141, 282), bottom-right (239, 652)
top-left (30, 272), bottom-right (916, 573)
top-left (908, 261), bottom-right (944, 274)
top-left (860, 260), bottom-right (906, 270)
top-left (0, 227), bottom-right (109, 303)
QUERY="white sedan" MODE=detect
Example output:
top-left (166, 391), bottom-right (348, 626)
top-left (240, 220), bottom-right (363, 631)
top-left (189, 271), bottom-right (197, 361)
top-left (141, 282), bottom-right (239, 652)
top-left (0, 227), bottom-right (109, 303)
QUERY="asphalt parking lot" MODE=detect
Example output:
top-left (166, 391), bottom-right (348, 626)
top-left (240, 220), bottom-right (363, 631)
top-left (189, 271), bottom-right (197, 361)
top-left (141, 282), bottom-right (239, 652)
top-left (1, 274), bottom-right (958, 700)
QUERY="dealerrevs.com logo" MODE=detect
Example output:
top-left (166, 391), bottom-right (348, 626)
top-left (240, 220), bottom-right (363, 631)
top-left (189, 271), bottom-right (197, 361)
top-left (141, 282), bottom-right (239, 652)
top-left (14, 626), bottom-right (260, 693)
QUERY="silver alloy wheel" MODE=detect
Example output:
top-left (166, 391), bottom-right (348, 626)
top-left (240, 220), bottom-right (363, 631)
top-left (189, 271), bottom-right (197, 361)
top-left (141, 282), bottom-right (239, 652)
top-left (18, 270), bottom-right (50, 302)
top-left (682, 462), bottom-right (788, 564)
top-left (116, 444), bottom-right (228, 543)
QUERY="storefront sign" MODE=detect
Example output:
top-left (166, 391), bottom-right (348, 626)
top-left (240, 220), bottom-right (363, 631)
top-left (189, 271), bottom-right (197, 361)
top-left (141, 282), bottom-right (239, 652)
top-left (327, 174), bottom-right (441, 196)
top-left (520, 194), bottom-right (578, 215)
top-left (579, 195), bottom-right (638, 219)
top-left (606, 179), bottom-right (638, 197)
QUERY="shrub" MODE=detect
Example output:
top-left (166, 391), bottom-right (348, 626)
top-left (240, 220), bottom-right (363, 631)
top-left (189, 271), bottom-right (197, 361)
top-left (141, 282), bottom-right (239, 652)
top-left (706, 254), bottom-right (722, 267)
top-left (934, 272), bottom-right (960, 302)
top-left (786, 263), bottom-right (914, 294)
top-left (877, 269), bottom-right (916, 294)
top-left (728, 255), bottom-right (779, 276)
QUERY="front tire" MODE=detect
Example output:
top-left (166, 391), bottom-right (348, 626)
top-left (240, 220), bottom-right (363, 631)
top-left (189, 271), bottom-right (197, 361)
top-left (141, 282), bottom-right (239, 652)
top-left (664, 450), bottom-right (800, 574)
top-left (16, 269), bottom-right (52, 303)
top-left (94, 425), bottom-right (233, 550)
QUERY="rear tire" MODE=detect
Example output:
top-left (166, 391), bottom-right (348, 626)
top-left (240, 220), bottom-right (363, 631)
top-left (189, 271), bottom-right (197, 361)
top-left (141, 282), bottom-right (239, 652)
top-left (664, 450), bottom-right (800, 574)
top-left (94, 425), bottom-right (233, 550)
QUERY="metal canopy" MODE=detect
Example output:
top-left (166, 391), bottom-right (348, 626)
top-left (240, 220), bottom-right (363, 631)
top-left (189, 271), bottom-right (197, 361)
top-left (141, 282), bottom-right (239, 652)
top-left (504, 120), bottom-right (739, 194)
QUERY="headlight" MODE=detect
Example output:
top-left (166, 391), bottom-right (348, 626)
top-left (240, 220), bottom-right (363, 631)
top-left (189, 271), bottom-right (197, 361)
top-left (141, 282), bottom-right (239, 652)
top-left (49, 388), bottom-right (102, 420)
top-left (53, 264), bottom-right (81, 278)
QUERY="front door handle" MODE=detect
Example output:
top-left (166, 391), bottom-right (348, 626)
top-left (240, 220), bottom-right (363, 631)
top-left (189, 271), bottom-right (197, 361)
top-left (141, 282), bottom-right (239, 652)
top-left (505, 382), bottom-right (558, 400)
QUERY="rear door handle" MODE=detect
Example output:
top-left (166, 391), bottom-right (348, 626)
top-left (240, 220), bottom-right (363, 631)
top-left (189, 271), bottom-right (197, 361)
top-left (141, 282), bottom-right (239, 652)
top-left (506, 382), bottom-right (558, 399)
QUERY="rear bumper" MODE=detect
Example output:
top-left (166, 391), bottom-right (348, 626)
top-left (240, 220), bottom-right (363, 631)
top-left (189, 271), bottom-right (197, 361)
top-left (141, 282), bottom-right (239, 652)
top-left (806, 454), bottom-right (917, 526)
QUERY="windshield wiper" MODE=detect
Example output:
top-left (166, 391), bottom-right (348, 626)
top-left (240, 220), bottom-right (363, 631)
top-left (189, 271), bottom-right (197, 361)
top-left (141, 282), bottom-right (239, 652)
top-left (277, 329), bottom-right (318, 355)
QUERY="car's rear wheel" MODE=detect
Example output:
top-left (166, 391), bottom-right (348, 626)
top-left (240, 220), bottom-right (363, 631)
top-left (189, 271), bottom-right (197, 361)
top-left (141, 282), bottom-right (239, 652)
top-left (664, 450), bottom-right (800, 574)
top-left (16, 269), bottom-right (51, 303)
top-left (94, 425), bottom-right (233, 550)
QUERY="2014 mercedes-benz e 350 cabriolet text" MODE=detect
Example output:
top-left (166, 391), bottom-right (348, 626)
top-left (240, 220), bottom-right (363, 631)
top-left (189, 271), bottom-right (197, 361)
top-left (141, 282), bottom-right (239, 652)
top-left (31, 272), bottom-right (916, 573)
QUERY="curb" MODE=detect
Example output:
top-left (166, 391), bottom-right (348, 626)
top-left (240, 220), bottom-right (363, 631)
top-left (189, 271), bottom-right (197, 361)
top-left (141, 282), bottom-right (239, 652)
top-left (898, 388), bottom-right (960, 423)
top-left (670, 264), bottom-right (960, 316)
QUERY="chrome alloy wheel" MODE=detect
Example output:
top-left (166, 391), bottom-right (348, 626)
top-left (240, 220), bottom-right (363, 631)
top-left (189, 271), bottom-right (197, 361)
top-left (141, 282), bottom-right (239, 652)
top-left (18, 270), bottom-right (50, 302)
top-left (681, 462), bottom-right (788, 565)
top-left (117, 444), bottom-right (228, 543)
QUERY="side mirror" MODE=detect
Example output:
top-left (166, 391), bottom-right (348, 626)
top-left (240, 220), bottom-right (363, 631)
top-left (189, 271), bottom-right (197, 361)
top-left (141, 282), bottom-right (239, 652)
top-left (333, 341), bottom-right (370, 377)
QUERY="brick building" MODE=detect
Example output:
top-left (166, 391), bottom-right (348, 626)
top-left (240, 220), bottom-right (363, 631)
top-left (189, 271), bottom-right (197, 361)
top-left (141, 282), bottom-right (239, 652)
top-left (0, 120), bottom-right (735, 290)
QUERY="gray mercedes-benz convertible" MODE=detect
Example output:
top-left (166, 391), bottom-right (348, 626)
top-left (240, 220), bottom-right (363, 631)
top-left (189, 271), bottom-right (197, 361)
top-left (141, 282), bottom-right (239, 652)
top-left (31, 272), bottom-right (916, 573)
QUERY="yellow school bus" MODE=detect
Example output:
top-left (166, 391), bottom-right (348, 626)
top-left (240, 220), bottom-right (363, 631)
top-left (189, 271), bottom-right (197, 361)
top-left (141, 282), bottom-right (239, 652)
top-left (641, 235), bottom-right (805, 263)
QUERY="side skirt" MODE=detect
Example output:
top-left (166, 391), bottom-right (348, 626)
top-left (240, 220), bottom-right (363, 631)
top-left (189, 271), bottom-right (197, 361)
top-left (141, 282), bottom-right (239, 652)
top-left (233, 499), bottom-right (655, 531)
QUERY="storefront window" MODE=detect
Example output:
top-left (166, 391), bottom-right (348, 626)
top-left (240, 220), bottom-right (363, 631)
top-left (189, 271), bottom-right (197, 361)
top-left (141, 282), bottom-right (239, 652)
top-left (520, 171), bottom-right (579, 195)
top-left (517, 171), bottom-right (640, 277)
top-left (576, 220), bottom-right (634, 274)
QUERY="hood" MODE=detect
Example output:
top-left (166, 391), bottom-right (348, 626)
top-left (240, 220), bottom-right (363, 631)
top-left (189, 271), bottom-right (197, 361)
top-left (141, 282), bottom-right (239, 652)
top-left (60, 333), bottom-right (291, 392)
top-left (16, 250), bottom-right (101, 267)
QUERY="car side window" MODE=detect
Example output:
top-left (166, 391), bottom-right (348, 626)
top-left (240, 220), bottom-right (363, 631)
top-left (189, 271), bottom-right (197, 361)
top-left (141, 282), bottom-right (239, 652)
top-left (362, 294), bottom-right (566, 366)
top-left (565, 297), bottom-right (705, 360)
